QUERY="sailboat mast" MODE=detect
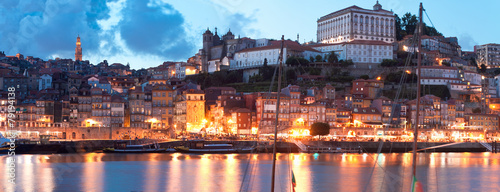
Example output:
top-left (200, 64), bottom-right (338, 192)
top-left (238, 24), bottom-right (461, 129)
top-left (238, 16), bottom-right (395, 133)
top-left (413, 2), bottom-right (423, 177)
top-left (271, 35), bottom-right (284, 192)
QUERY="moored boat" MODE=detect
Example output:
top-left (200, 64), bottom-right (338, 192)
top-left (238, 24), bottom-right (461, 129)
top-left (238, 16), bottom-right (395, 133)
top-left (103, 142), bottom-right (166, 153)
top-left (174, 142), bottom-right (254, 154)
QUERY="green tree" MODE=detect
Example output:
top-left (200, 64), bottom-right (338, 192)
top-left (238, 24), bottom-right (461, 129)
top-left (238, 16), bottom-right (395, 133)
top-left (381, 59), bottom-right (399, 67)
top-left (263, 58), bottom-right (268, 67)
top-left (394, 14), bottom-right (404, 41)
top-left (315, 55), bottom-right (323, 62)
top-left (441, 61), bottom-right (451, 67)
top-left (309, 56), bottom-right (315, 62)
top-left (480, 64), bottom-right (487, 73)
top-left (285, 69), bottom-right (297, 83)
top-left (327, 51), bottom-right (339, 64)
top-left (286, 56), bottom-right (309, 66)
top-left (310, 122), bottom-right (330, 143)
top-left (340, 59), bottom-right (354, 67)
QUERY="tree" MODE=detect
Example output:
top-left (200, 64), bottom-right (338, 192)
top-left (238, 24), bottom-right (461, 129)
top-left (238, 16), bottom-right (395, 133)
top-left (360, 75), bottom-right (369, 80)
top-left (441, 61), bottom-right (451, 67)
top-left (394, 14), bottom-right (404, 41)
top-left (327, 51), bottom-right (339, 64)
top-left (480, 64), bottom-right (487, 73)
top-left (472, 108), bottom-right (482, 114)
top-left (381, 59), bottom-right (399, 67)
top-left (285, 69), bottom-right (297, 83)
top-left (263, 58), bottom-right (268, 67)
top-left (309, 56), bottom-right (315, 62)
top-left (286, 56), bottom-right (309, 66)
top-left (310, 122), bottom-right (330, 144)
top-left (315, 55), bottom-right (323, 62)
top-left (340, 59), bottom-right (354, 67)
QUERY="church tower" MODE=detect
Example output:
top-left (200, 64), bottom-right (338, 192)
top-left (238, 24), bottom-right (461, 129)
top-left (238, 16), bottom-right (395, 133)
top-left (202, 28), bottom-right (214, 72)
top-left (75, 35), bottom-right (82, 61)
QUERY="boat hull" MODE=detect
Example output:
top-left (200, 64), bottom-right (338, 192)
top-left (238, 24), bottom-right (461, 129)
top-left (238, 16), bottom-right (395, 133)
top-left (102, 148), bottom-right (167, 153)
top-left (174, 147), bottom-right (255, 154)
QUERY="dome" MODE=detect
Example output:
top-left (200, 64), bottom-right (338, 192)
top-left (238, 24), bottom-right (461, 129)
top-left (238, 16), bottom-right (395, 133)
top-left (373, 0), bottom-right (382, 10)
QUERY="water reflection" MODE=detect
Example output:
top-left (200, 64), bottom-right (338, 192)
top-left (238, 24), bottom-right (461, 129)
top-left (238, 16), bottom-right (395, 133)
top-left (1, 152), bottom-right (500, 192)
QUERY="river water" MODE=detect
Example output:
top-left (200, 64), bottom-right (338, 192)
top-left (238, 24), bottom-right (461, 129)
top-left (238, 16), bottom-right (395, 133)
top-left (1, 152), bottom-right (499, 192)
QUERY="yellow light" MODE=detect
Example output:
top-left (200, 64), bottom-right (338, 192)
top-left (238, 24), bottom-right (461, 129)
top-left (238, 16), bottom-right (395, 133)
top-left (405, 70), bottom-right (411, 74)
top-left (202, 119), bottom-right (208, 124)
top-left (376, 76), bottom-right (381, 81)
top-left (228, 119), bottom-right (234, 124)
top-left (147, 118), bottom-right (158, 123)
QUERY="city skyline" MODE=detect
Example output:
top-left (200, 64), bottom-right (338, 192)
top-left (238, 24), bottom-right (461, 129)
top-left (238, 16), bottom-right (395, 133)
top-left (0, 0), bottom-right (499, 69)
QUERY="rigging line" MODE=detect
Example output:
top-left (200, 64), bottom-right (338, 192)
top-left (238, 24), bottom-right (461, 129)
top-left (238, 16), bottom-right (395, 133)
top-left (239, 153), bottom-right (253, 192)
top-left (364, 26), bottom-right (420, 192)
top-left (424, 10), bottom-right (437, 30)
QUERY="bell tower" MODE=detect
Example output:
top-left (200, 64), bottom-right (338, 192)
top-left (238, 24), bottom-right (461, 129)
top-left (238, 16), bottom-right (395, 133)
top-left (75, 35), bottom-right (82, 61)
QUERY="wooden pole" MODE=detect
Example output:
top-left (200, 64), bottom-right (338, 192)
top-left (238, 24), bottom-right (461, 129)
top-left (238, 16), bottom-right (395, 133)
top-left (271, 35), bottom-right (284, 192)
top-left (413, 2), bottom-right (423, 178)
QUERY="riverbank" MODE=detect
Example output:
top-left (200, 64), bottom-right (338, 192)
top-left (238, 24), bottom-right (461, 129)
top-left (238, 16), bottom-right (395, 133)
top-left (15, 140), bottom-right (494, 154)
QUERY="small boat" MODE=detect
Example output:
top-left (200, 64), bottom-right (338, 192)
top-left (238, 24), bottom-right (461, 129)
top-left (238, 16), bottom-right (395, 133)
top-left (103, 142), bottom-right (166, 153)
top-left (305, 146), bottom-right (361, 153)
top-left (174, 142), bottom-right (254, 154)
top-left (0, 132), bottom-right (11, 147)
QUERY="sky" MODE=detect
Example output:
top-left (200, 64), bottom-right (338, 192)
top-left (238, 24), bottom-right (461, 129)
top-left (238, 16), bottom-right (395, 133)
top-left (0, 0), bottom-right (498, 69)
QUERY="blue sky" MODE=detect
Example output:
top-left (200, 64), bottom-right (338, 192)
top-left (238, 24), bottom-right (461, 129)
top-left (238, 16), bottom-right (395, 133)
top-left (0, 0), bottom-right (498, 69)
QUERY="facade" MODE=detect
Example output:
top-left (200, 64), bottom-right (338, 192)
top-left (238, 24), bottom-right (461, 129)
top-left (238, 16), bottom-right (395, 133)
top-left (475, 43), bottom-right (500, 68)
top-left (231, 40), bottom-right (323, 70)
top-left (152, 84), bottom-right (175, 129)
top-left (200, 28), bottom-right (257, 72)
top-left (317, 2), bottom-right (395, 44)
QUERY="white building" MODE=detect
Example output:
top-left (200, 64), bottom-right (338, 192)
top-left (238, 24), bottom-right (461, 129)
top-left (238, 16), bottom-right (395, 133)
top-left (313, 2), bottom-right (396, 68)
top-left (231, 40), bottom-right (323, 70)
top-left (317, 1), bottom-right (395, 44)
top-left (475, 43), bottom-right (500, 68)
top-left (39, 74), bottom-right (52, 90)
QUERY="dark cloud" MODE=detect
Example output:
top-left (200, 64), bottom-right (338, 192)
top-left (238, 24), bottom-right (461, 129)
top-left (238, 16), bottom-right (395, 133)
top-left (0, 0), bottom-right (108, 58)
top-left (119, 0), bottom-right (195, 60)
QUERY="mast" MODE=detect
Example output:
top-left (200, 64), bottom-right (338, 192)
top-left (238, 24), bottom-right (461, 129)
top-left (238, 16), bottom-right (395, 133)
top-left (271, 35), bottom-right (284, 192)
top-left (413, 2), bottom-right (423, 178)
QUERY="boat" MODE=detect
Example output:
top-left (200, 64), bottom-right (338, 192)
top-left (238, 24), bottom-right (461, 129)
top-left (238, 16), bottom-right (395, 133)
top-left (305, 146), bottom-right (361, 153)
top-left (103, 142), bottom-right (166, 153)
top-left (174, 142), bottom-right (255, 154)
top-left (0, 132), bottom-right (11, 147)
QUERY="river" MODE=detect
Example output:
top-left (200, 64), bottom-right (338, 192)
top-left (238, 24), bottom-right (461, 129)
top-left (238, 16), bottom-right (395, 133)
top-left (1, 153), bottom-right (499, 192)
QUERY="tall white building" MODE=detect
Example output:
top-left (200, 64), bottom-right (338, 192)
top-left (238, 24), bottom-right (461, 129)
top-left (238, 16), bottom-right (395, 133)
top-left (312, 1), bottom-right (396, 69)
top-left (317, 1), bottom-right (395, 44)
top-left (475, 43), bottom-right (500, 68)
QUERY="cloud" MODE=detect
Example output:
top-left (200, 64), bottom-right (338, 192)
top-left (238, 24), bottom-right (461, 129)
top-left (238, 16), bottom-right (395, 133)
top-left (0, 0), bottom-right (108, 59)
top-left (118, 0), bottom-right (195, 61)
top-left (458, 33), bottom-right (477, 51)
top-left (0, 0), bottom-right (197, 68)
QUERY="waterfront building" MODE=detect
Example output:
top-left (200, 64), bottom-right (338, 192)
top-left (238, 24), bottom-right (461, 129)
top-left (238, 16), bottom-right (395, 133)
top-left (174, 85), bottom-right (205, 133)
top-left (465, 113), bottom-right (499, 131)
top-left (152, 84), bottom-right (175, 129)
top-left (128, 87), bottom-right (146, 129)
top-left (110, 95), bottom-right (125, 128)
top-left (352, 107), bottom-right (382, 128)
top-left (231, 108), bottom-right (252, 134)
